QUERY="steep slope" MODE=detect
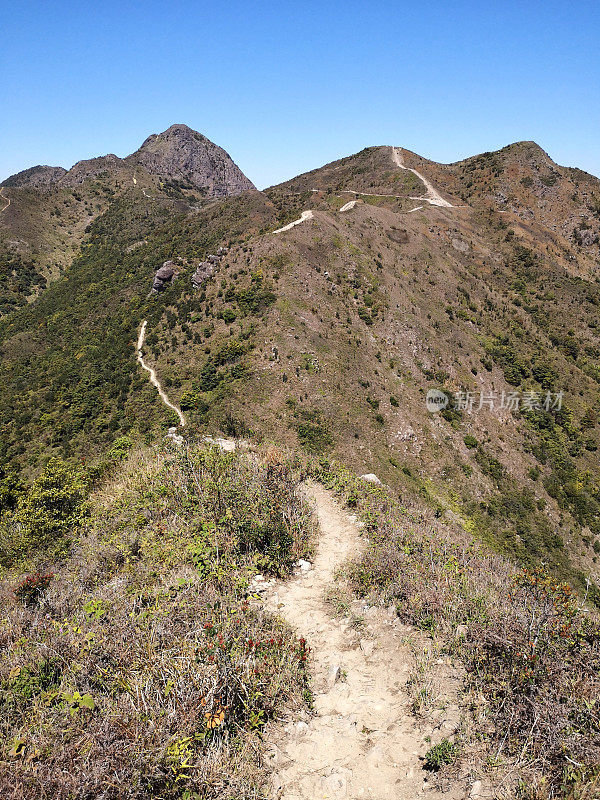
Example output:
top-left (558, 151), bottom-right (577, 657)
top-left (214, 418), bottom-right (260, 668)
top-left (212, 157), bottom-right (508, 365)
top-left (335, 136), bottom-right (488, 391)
top-left (0, 125), bottom-right (255, 313)
top-left (1, 141), bottom-right (599, 598)
top-left (126, 123), bottom-right (256, 197)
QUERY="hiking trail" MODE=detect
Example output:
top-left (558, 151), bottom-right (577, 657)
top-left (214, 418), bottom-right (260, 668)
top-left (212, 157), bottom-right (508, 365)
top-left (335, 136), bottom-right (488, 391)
top-left (136, 320), bottom-right (186, 426)
top-left (273, 210), bottom-right (314, 234)
top-left (391, 147), bottom-right (453, 208)
top-left (0, 187), bottom-right (10, 215)
top-left (265, 483), bottom-right (467, 800)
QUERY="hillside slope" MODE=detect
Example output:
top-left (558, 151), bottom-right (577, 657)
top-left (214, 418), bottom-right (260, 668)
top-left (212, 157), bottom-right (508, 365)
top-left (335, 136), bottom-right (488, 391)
top-left (1, 140), bottom-right (599, 595)
top-left (0, 125), bottom-right (255, 313)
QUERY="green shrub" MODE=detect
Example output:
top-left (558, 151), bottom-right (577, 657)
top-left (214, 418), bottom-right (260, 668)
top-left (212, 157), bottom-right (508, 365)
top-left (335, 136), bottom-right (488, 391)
top-left (1, 459), bottom-right (87, 565)
top-left (424, 739), bottom-right (459, 770)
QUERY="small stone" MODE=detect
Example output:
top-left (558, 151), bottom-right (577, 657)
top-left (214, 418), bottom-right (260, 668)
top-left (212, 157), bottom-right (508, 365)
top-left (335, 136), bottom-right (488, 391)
top-left (360, 639), bottom-right (374, 657)
top-left (360, 473), bottom-right (381, 484)
top-left (295, 720), bottom-right (309, 732)
top-left (297, 559), bottom-right (312, 571)
top-left (328, 665), bottom-right (341, 687)
top-left (470, 780), bottom-right (482, 798)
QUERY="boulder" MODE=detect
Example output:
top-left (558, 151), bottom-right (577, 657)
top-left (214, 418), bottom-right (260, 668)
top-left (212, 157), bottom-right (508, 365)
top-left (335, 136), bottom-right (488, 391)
top-left (191, 261), bottom-right (215, 288)
top-left (155, 262), bottom-right (176, 281)
top-left (152, 261), bottom-right (178, 292)
top-left (360, 473), bottom-right (381, 485)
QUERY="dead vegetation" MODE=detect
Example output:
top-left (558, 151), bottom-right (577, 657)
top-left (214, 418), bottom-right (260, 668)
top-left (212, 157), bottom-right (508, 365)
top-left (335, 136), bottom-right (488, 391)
top-left (0, 443), bottom-right (313, 799)
top-left (310, 457), bottom-right (600, 799)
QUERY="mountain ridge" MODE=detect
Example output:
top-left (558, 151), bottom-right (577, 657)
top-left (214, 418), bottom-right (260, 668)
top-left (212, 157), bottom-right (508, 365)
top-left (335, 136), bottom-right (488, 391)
top-left (1, 130), bottom-right (600, 599)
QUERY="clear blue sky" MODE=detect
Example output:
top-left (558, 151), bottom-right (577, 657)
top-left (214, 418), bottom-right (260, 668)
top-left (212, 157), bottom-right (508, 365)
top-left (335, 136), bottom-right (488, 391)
top-left (2, 0), bottom-right (599, 188)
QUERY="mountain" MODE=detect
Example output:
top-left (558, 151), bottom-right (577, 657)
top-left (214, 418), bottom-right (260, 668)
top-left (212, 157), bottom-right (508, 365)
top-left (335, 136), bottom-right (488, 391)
top-left (125, 123), bottom-right (256, 197)
top-left (0, 125), bottom-right (256, 314)
top-left (2, 133), bottom-right (600, 800)
top-left (1, 136), bottom-right (600, 598)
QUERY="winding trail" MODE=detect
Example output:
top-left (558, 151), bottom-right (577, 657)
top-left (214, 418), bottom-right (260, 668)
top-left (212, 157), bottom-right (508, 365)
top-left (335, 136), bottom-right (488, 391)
top-left (136, 320), bottom-right (186, 426)
top-left (0, 187), bottom-right (10, 215)
top-left (266, 484), bottom-right (465, 800)
top-left (391, 147), bottom-right (453, 208)
top-left (273, 210), bottom-right (314, 234)
top-left (271, 146), bottom-right (456, 237)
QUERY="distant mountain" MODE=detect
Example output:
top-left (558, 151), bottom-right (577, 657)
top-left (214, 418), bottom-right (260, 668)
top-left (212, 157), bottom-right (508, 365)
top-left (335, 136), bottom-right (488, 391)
top-left (1, 124), bottom-right (255, 196)
top-left (125, 123), bottom-right (256, 197)
top-left (2, 165), bottom-right (67, 188)
top-left (0, 125), bottom-right (256, 313)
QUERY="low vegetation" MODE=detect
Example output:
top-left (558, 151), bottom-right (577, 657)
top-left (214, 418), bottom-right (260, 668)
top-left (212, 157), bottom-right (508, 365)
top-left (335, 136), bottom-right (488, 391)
top-left (310, 457), bottom-right (600, 799)
top-left (0, 442), bottom-right (313, 799)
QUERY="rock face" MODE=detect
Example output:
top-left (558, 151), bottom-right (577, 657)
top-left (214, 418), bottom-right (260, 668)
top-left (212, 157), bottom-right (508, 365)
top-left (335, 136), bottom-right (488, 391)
top-left (126, 124), bottom-right (256, 198)
top-left (152, 261), bottom-right (178, 292)
top-left (1, 165), bottom-right (67, 188)
top-left (191, 246), bottom-right (227, 289)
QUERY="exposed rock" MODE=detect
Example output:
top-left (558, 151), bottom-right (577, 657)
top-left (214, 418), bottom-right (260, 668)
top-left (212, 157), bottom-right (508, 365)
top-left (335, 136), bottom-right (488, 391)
top-left (166, 426), bottom-right (184, 446)
top-left (191, 260), bottom-right (215, 289)
top-left (452, 238), bottom-right (469, 252)
top-left (327, 665), bottom-right (341, 687)
top-left (359, 639), bottom-right (375, 657)
top-left (191, 245), bottom-right (229, 289)
top-left (360, 473), bottom-right (381, 485)
top-left (202, 436), bottom-right (236, 452)
top-left (126, 124), bottom-right (256, 198)
top-left (152, 261), bottom-right (178, 292)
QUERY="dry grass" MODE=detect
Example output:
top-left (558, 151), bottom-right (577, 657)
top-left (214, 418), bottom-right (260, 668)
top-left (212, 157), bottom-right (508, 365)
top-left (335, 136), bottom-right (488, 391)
top-left (310, 457), bottom-right (600, 799)
top-left (0, 442), bottom-right (314, 799)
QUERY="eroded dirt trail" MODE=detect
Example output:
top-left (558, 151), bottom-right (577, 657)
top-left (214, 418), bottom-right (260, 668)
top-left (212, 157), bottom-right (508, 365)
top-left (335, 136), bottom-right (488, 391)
top-left (266, 484), bottom-right (464, 800)
top-left (273, 210), bottom-right (314, 234)
top-left (0, 187), bottom-right (11, 215)
top-left (391, 146), bottom-right (453, 208)
top-left (136, 320), bottom-right (186, 426)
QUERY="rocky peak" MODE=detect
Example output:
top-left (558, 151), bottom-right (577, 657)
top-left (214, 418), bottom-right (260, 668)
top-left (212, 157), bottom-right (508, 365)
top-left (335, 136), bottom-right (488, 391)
top-left (1, 165), bottom-right (67, 188)
top-left (126, 124), bottom-right (256, 197)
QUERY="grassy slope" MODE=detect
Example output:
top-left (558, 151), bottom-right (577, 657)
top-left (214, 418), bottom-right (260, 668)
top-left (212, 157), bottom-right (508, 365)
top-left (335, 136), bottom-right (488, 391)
top-left (0, 144), bottom-right (599, 594)
top-left (0, 443), bottom-right (313, 799)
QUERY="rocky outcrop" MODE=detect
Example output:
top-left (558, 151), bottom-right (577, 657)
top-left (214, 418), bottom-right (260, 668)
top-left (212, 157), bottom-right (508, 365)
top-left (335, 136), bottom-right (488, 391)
top-left (1, 165), bottom-right (67, 188)
top-left (152, 261), bottom-right (178, 292)
top-left (126, 125), bottom-right (255, 198)
top-left (61, 154), bottom-right (126, 186)
top-left (191, 246), bottom-right (227, 289)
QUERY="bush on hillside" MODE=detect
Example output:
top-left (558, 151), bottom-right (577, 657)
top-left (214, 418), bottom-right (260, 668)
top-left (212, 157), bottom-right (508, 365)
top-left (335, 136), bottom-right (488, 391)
top-left (0, 443), bottom-right (314, 799)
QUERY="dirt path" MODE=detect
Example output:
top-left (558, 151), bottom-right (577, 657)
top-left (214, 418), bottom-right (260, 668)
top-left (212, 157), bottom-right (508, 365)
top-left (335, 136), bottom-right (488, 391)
top-left (0, 187), bottom-right (10, 215)
top-left (273, 210), bottom-right (314, 234)
top-left (136, 320), bottom-right (186, 426)
top-left (391, 147), bottom-right (453, 208)
top-left (266, 484), bottom-right (465, 800)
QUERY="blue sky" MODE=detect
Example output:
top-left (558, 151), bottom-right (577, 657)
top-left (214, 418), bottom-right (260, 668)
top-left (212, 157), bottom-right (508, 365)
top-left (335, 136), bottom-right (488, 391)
top-left (2, 0), bottom-right (599, 188)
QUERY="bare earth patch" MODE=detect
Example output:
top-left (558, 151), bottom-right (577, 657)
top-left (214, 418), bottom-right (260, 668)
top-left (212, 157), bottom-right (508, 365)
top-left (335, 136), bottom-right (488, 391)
top-left (264, 483), bottom-right (474, 800)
